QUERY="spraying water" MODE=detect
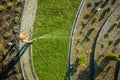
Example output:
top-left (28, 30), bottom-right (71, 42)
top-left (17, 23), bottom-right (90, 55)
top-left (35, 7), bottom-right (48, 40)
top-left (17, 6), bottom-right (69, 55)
top-left (33, 32), bottom-right (68, 41)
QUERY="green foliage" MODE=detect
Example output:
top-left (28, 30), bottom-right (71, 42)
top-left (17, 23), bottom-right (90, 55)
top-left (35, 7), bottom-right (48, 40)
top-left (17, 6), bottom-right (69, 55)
top-left (105, 32), bottom-right (109, 37)
top-left (77, 54), bottom-right (88, 67)
top-left (101, 44), bottom-right (104, 48)
top-left (79, 30), bottom-right (84, 34)
top-left (106, 7), bottom-right (111, 12)
top-left (82, 19), bottom-right (88, 25)
top-left (7, 2), bottom-right (14, 8)
top-left (3, 32), bottom-right (11, 38)
top-left (113, 21), bottom-right (119, 26)
top-left (86, 12), bottom-right (91, 17)
top-left (90, 27), bottom-right (96, 31)
top-left (17, 0), bottom-right (23, 4)
top-left (77, 38), bottom-right (81, 44)
top-left (14, 16), bottom-right (20, 24)
top-left (86, 2), bottom-right (92, 7)
top-left (109, 40), bottom-right (113, 45)
top-left (0, 5), bottom-right (5, 11)
top-left (93, 15), bottom-right (98, 21)
top-left (105, 53), bottom-right (120, 62)
top-left (87, 36), bottom-right (91, 41)
top-left (14, 7), bottom-right (21, 13)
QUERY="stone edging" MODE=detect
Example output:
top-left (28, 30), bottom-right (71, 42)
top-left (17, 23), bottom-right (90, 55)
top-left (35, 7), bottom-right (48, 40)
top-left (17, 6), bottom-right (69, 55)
top-left (19, 0), bottom-right (38, 80)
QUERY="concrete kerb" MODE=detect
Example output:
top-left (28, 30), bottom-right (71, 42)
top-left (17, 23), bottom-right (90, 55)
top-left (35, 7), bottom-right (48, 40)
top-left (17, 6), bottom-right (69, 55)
top-left (19, 0), bottom-right (38, 80)
top-left (68, 0), bottom-right (86, 80)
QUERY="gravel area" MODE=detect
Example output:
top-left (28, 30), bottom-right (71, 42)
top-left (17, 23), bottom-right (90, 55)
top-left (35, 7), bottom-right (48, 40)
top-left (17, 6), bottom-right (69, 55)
top-left (70, 0), bottom-right (120, 80)
top-left (94, 5), bottom-right (120, 80)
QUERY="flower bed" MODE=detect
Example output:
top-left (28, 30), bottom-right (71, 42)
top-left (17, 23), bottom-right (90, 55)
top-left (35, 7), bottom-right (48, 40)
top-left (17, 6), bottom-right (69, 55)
top-left (0, 0), bottom-right (25, 79)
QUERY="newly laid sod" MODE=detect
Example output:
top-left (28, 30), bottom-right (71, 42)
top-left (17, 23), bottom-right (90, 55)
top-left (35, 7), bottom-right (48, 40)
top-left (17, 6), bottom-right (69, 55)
top-left (33, 0), bottom-right (81, 80)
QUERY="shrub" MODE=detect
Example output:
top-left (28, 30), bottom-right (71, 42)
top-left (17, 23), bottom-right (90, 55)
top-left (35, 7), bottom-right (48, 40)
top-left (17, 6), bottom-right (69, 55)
top-left (13, 16), bottom-right (20, 24)
top-left (87, 2), bottom-right (92, 7)
top-left (15, 73), bottom-right (22, 80)
top-left (93, 15), bottom-right (98, 21)
top-left (109, 40), bottom-right (113, 45)
top-left (87, 36), bottom-right (91, 41)
top-left (106, 7), bottom-right (111, 12)
top-left (90, 27), bottom-right (96, 31)
top-left (7, 2), bottom-right (14, 8)
top-left (14, 7), bottom-right (21, 13)
top-left (101, 44), bottom-right (104, 48)
top-left (104, 32), bottom-right (109, 37)
top-left (105, 53), bottom-right (120, 62)
top-left (113, 21), bottom-right (119, 26)
top-left (77, 54), bottom-right (88, 67)
top-left (13, 26), bottom-right (18, 33)
top-left (86, 12), bottom-right (91, 17)
top-left (3, 32), bottom-right (11, 39)
top-left (17, 0), bottom-right (23, 4)
top-left (82, 19), bottom-right (88, 25)
top-left (76, 47), bottom-right (82, 52)
top-left (79, 30), bottom-right (84, 34)
top-left (77, 38), bottom-right (81, 44)
top-left (0, 5), bottom-right (5, 11)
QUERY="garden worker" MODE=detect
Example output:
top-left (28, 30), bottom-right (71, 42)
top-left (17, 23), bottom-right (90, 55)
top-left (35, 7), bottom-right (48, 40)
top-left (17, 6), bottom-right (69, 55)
top-left (19, 32), bottom-right (32, 43)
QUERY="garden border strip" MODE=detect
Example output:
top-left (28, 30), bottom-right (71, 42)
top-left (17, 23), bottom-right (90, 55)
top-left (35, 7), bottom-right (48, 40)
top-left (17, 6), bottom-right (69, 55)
top-left (68, 0), bottom-right (85, 80)
top-left (19, 0), bottom-right (38, 80)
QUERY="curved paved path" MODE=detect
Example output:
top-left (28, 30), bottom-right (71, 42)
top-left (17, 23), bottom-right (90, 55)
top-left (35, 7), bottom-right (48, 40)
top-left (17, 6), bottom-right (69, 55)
top-left (19, 0), bottom-right (38, 80)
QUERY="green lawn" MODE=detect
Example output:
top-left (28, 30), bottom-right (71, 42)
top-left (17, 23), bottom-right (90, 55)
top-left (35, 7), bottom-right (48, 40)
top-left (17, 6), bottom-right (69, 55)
top-left (33, 0), bottom-right (81, 80)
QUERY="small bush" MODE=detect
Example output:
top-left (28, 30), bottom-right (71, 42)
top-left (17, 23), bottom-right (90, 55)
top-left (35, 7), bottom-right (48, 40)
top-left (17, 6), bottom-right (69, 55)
top-left (77, 38), bottom-right (81, 44)
top-left (14, 7), bottom-right (21, 13)
top-left (104, 32), bottom-right (109, 37)
top-left (90, 27), bottom-right (96, 31)
top-left (109, 40), bottom-right (113, 45)
top-left (105, 53), bottom-right (120, 62)
top-left (87, 2), bottom-right (92, 7)
top-left (82, 19), bottom-right (88, 25)
top-left (13, 16), bottom-right (20, 24)
top-left (101, 44), bottom-right (104, 48)
top-left (86, 12), bottom-right (91, 17)
top-left (7, 2), bottom-right (14, 8)
top-left (87, 36), bottom-right (91, 41)
top-left (17, 0), bottom-right (23, 4)
top-left (76, 47), bottom-right (82, 52)
top-left (3, 32), bottom-right (11, 38)
top-left (106, 7), bottom-right (111, 12)
top-left (0, 5), bottom-right (5, 11)
top-left (113, 21), bottom-right (119, 26)
top-left (93, 15), bottom-right (98, 21)
top-left (77, 54), bottom-right (88, 67)
top-left (79, 30), bottom-right (84, 34)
